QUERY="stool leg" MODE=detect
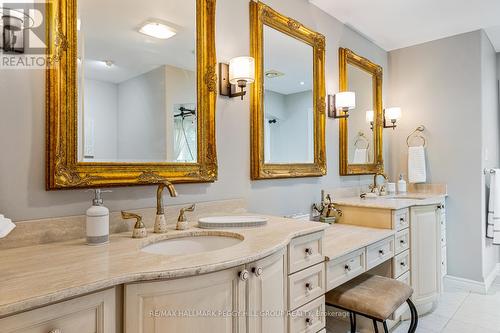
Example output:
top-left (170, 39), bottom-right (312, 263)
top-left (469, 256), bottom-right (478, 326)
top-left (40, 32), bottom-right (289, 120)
top-left (349, 312), bottom-right (356, 333)
top-left (407, 298), bottom-right (419, 333)
top-left (373, 319), bottom-right (379, 333)
top-left (383, 321), bottom-right (389, 333)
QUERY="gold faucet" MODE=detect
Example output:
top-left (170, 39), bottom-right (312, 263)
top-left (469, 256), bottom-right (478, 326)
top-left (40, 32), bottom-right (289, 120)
top-left (154, 181), bottom-right (178, 233)
top-left (371, 172), bottom-right (388, 195)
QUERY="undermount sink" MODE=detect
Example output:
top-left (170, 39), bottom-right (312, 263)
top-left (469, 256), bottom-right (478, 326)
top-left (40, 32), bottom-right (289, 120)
top-left (141, 233), bottom-right (243, 256)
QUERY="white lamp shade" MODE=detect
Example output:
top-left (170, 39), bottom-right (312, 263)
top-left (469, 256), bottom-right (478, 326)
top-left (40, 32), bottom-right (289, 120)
top-left (229, 56), bottom-right (255, 85)
top-left (385, 107), bottom-right (402, 120)
top-left (366, 110), bottom-right (374, 122)
top-left (335, 92), bottom-right (356, 110)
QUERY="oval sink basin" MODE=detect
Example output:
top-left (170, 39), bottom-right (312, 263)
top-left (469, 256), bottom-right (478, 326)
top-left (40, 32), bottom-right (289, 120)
top-left (141, 234), bottom-right (243, 256)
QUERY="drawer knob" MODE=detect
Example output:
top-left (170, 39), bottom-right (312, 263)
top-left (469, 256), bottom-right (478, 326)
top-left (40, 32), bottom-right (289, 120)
top-left (239, 270), bottom-right (249, 281)
top-left (400, 239), bottom-right (406, 245)
top-left (305, 317), bottom-right (314, 326)
top-left (400, 262), bottom-right (406, 267)
top-left (379, 249), bottom-right (385, 256)
top-left (305, 282), bottom-right (314, 291)
top-left (252, 267), bottom-right (263, 277)
top-left (344, 264), bottom-right (351, 272)
top-left (305, 248), bottom-right (313, 256)
top-left (400, 217), bottom-right (404, 222)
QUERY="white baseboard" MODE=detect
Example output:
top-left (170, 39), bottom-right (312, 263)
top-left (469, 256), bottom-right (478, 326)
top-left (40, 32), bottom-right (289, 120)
top-left (444, 264), bottom-right (500, 294)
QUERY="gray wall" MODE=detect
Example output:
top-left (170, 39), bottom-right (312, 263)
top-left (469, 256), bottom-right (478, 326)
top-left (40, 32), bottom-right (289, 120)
top-left (388, 30), bottom-right (499, 282)
top-left (118, 66), bottom-right (167, 161)
top-left (0, 0), bottom-right (387, 223)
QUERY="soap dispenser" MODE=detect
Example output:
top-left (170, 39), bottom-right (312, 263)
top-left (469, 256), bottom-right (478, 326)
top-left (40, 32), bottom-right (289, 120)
top-left (86, 189), bottom-right (110, 245)
top-left (398, 174), bottom-right (407, 194)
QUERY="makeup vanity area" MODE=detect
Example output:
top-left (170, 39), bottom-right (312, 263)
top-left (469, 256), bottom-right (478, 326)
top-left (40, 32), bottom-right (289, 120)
top-left (0, 0), bottom-right (448, 332)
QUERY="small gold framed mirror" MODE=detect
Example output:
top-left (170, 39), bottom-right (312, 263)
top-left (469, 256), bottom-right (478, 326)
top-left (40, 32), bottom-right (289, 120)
top-left (46, 0), bottom-right (217, 189)
top-left (338, 48), bottom-right (384, 175)
top-left (249, 1), bottom-right (326, 180)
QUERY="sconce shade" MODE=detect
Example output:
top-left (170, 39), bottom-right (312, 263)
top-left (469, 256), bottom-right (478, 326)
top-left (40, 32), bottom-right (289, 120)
top-left (366, 110), bottom-right (374, 122)
top-left (385, 107), bottom-right (402, 120)
top-left (229, 56), bottom-right (255, 85)
top-left (335, 92), bottom-right (356, 110)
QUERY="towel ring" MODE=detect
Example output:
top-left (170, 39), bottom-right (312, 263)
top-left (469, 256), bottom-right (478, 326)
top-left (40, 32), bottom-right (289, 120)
top-left (406, 125), bottom-right (426, 147)
top-left (354, 132), bottom-right (370, 150)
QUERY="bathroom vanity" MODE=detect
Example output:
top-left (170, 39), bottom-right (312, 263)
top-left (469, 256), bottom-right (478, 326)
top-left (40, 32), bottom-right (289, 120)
top-left (332, 190), bottom-right (448, 319)
top-left (0, 216), bottom-right (330, 333)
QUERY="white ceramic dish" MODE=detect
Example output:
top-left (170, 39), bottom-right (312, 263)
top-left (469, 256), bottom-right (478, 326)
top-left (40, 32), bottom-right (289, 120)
top-left (198, 216), bottom-right (268, 229)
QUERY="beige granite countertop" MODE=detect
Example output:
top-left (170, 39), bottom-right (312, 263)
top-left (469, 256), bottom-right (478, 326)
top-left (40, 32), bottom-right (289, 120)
top-left (333, 192), bottom-right (447, 210)
top-left (0, 216), bottom-right (327, 318)
top-left (323, 224), bottom-right (395, 260)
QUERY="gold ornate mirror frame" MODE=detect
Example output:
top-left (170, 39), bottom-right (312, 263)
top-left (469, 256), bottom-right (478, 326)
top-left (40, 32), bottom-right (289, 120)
top-left (46, 0), bottom-right (217, 190)
top-left (249, 1), bottom-right (326, 180)
top-left (339, 48), bottom-right (384, 176)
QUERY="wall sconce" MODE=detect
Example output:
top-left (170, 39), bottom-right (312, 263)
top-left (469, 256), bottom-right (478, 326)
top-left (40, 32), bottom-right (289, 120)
top-left (366, 110), bottom-right (374, 130)
top-left (219, 56), bottom-right (255, 100)
top-left (328, 92), bottom-right (355, 118)
top-left (383, 107), bottom-right (402, 129)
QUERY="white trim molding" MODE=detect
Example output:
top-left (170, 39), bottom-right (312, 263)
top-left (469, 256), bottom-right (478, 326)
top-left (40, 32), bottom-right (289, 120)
top-left (444, 264), bottom-right (500, 294)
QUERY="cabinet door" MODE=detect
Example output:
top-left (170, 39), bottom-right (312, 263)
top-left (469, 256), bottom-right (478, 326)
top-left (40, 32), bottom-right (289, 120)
top-left (0, 288), bottom-right (117, 333)
top-left (410, 205), bottom-right (441, 306)
top-left (125, 266), bottom-right (246, 333)
top-left (247, 250), bottom-right (287, 333)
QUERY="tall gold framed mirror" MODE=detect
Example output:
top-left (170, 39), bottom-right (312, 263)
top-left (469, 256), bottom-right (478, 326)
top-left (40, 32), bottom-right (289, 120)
top-left (249, 1), bottom-right (326, 180)
top-left (339, 48), bottom-right (384, 176)
top-left (46, 0), bottom-right (217, 189)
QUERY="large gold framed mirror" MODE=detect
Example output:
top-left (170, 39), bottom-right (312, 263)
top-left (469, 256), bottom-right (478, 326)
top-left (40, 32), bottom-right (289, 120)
top-left (46, 0), bottom-right (217, 189)
top-left (249, 1), bottom-right (326, 180)
top-left (339, 48), bottom-right (383, 175)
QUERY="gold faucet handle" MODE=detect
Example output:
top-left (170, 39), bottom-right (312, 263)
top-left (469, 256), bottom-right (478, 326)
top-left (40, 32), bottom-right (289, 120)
top-left (121, 211), bottom-right (145, 229)
top-left (178, 204), bottom-right (196, 222)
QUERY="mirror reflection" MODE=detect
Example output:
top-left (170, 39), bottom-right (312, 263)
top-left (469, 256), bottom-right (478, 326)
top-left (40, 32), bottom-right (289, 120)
top-left (77, 0), bottom-right (197, 163)
top-left (263, 25), bottom-right (314, 164)
top-left (347, 64), bottom-right (374, 164)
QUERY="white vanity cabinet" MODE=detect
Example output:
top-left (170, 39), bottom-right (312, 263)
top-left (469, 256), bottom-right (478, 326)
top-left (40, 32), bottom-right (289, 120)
top-left (410, 204), bottom-right (446, 313)
top-left (0, 288), bottom-right (117, 333)
top-left (124, 249), bottom-right (288, 333)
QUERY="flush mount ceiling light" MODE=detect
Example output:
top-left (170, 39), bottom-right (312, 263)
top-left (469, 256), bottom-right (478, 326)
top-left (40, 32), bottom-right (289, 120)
top-left (139, 20), bottom-right (177, 39)
top-left (102, 60), bottom-right (114, 68)
top-left (264, 69), bottom-right (285, 79)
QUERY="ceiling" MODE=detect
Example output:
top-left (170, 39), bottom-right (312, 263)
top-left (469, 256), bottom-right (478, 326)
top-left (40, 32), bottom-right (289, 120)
top-left (264, 25), bottom-right (313, 95)
top-left (309, 0), bottom-right (500, 51)
top-left (79, 0), bottom-right (196, 83)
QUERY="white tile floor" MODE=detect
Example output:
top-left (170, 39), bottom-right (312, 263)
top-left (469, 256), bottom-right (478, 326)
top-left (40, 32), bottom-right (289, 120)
top-left (327, 277), bottom-right (500, 333)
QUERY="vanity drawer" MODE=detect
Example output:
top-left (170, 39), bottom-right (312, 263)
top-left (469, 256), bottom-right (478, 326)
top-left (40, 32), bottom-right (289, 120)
top-left (366, 236), bottom-right (395, 270)
top-left (393, 250), bottom-right (410, 278)
top-left (289, 296), bottom-right (325, 333)
top-left (288, 263), bottom-right (325, 310)
top-left (394, 209), bottom-right (410, 231)
top-left (395, 229), bottom-right (410, 254)
top-left (288, 232), bottom-right (324, 274)
top-left (397, 271), bottom-right (411, 285)
top-left (326, 248), bottom-right (366, 291)
top-left (0, 288), bottom-right (116, 333)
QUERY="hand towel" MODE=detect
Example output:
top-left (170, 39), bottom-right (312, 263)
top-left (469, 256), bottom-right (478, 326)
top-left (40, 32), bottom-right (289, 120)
top-left (486, 170), bottom-right (500, 244)
top-left (353, 148), bottom-right (368, 164)
top-left (408, 146), bottom-right (427, 183)
top-left (0, 215), bottom-right (16, 238)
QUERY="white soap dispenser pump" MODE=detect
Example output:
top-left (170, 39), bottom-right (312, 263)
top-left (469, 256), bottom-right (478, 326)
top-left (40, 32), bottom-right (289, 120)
top-left (86, 189), bottom-right (110, 245)
top-left (398, 174), bottom-right (407, 194)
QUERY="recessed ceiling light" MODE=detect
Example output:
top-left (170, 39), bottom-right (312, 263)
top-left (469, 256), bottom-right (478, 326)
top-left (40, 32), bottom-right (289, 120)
top-left (265, 69), bottom-right (285, 79)
top-left (300, 81), bottom-right (305, 85)
top-left (139, 21), bottom-right (176, 39)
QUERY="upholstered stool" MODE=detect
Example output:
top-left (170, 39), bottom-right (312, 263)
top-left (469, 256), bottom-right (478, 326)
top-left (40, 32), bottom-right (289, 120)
top-left (325, 273), bottom-right (418, 333)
